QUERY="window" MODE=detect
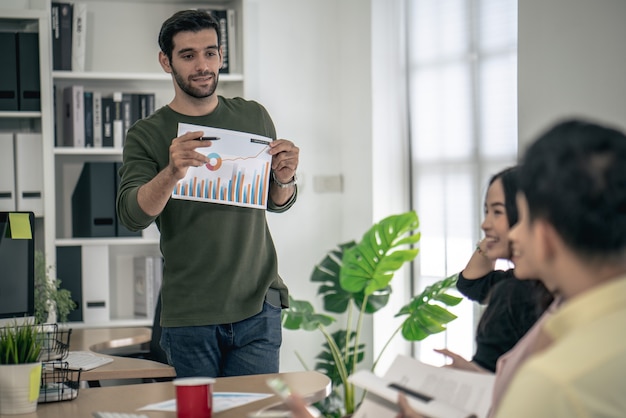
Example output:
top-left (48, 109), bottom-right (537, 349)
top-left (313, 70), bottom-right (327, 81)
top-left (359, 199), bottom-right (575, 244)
top-left (406, 0), bottom-right (518, 365)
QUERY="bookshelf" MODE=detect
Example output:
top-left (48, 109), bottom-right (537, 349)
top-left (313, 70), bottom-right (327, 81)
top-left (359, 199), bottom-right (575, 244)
top-left (0, 8), bottom-right (54, 270)
top-left (2, 0), bottom-right (244, 327)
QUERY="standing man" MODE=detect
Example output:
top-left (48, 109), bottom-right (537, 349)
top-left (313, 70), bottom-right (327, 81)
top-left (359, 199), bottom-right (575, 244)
top-left (116, 9), bottom-right (299, 378)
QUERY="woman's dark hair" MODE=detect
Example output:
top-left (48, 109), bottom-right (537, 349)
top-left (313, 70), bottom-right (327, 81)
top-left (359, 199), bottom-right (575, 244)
top-left (158, 10), bottom-right (221, 62)
top-left (488, 166), bottom-right (519, 227)
top-left (475, 166), bottom-right (554, 370)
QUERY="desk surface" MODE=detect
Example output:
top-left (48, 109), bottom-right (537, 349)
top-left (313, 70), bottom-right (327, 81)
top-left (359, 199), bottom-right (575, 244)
top-left (10, 371), bottom-right (331, 418)
top-left (67, 327), bottom-right (175, 381)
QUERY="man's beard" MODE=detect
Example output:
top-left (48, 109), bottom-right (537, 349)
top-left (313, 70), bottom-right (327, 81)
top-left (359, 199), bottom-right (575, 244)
top-left (171, 65), bottom-right (219, 99)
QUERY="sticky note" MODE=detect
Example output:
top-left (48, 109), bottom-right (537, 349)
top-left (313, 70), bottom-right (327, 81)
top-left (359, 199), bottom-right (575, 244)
top-left (29, 363), bottom-right (42, 402)
top-left (8, 213), bottom-right (32, 239)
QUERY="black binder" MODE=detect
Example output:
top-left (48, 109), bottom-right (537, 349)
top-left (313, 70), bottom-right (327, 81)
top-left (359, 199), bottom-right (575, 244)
top-left (0, 32), bottom-right (19, 111)
top-left (16, 32), bottom-right (41, 111)
top-left (56, 246), bottom-right (83, 322)
top-left (72, 162), bottom-right (117, 237)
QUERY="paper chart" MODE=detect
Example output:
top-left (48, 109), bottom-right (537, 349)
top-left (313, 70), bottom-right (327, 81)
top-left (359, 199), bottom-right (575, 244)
top-left (172, 123), bottom-right (272, 209)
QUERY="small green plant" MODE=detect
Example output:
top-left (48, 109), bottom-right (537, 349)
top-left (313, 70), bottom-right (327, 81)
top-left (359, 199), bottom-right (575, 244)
top-left (34, 250), bottom-right (76, 324)
top-left (0, 321), bottom-right (42, 364)
top-left (282, 211), bottom-right (462, 416)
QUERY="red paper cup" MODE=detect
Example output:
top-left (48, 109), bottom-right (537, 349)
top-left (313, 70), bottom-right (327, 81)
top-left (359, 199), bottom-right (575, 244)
top-left (173, 377), bottom-right (215, 418)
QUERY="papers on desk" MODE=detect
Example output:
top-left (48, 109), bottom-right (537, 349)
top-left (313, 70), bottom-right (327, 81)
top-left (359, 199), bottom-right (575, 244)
top-left (139, 392), bottom-right (273, 414)
top-left (59, 351), bottom-right (114, 371)
top-left (349, 355), bottom-right (495, 418)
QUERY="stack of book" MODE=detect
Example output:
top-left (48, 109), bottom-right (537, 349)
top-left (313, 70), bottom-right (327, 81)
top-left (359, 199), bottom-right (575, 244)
top-left (60, 87), bottom-right (155, 148)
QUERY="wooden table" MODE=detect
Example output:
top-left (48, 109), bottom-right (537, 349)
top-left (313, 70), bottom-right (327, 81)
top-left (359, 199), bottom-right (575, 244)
top-left (9, 371), bottom-right (331, 418)
top-left (65, 327), bottom-right (175, 382)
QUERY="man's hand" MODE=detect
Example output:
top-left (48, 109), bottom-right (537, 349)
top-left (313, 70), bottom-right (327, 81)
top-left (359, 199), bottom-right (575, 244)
top-left (269, 139), bottom-right (299, 183)
top-left (137, 131), bottom-right (212, 217)
top-left (284, 394), bottom-right (316, 418)
top-left (167, 130), bottom-right (212, 180)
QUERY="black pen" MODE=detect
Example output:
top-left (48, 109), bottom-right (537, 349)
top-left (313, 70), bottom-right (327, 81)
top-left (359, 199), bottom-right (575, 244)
top-left (197, 136), bottom-right (221, 141)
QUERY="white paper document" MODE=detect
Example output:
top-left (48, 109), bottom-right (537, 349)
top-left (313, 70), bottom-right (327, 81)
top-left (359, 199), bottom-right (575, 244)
top-left (138, 392), bottom-right (273, 414)
top-left (173, 123), bottom-right (273, 209)
top-left (349, 355), bottom-right (495, 418)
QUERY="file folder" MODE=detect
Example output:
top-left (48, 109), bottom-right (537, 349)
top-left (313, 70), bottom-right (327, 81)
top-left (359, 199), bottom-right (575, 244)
top-left (81, 244), bottom-right (110, 323)
top-left (0, 134), bottom-right (16, 211)
top-left (0, 32), bottom-right (19, 111)
top-left (16, 32), bottom-right (41, 111)
top-left (14, 133), bottom-right (44, 216)
top-left (72, 162), bottom-right (117, 237)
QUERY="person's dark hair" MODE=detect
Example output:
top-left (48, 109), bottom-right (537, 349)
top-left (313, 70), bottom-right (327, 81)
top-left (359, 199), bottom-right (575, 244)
top-left (518, 119), bottom-right (626, 260)
top-left (158, 9), bottom-right (221, 63)
top-left (477, 166), bottom-right (553, 351)
top-left (488, 166), bottom-right (519, 227)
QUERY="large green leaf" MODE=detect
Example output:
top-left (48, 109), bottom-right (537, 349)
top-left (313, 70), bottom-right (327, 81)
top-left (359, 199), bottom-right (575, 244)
top-left (396, 273), bottom-right (463, 341)
top-left (310, 242), bottom-right (390, 314)
top-left (340, 212), bottom-right (421, 295)
top-left (281, 297), bottom-right (335, 331)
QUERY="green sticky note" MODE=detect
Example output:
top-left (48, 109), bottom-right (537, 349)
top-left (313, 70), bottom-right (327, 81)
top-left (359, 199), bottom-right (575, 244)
top-left (8, 213), bottom-right (32, 239)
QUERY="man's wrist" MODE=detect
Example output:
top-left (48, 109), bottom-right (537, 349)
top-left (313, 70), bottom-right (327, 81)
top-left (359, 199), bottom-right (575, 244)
top-left (272, 171), bottom-right (298, 188)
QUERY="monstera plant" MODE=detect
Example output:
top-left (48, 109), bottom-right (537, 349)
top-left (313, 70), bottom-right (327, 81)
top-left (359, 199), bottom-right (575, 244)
top-left (282, 211), bottom-right (462, 417)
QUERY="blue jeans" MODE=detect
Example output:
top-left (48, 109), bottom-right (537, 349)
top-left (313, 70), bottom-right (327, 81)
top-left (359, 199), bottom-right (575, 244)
top-left (160, 301), bottom-right (282, 378)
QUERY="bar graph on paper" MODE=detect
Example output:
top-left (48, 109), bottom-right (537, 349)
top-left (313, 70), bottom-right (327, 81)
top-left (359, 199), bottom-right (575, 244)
top-left (172, 123), bottom-right (272, 209)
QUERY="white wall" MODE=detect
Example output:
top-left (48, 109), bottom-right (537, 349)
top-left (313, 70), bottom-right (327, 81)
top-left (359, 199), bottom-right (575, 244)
top-left (243, 0), bottom-right (414, 374)
top-left (370, 0), bottom-right (413, 374)
top-left (518, 0), bottom-right (626, 147)
top-left (242, 0), bottom-right (378, 372)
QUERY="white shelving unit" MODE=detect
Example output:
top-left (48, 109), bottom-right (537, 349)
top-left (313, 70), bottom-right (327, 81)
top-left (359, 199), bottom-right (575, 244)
top-left (5, 0), bottom-right (245, 327)
top-left (0, 7), bottom-right (54, 263)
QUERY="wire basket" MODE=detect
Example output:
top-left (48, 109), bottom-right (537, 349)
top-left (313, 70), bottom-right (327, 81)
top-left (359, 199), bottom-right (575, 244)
top-left (39, 361), bottom-right (81, 403)
top-left (37, 323), bottom-right (72, 362)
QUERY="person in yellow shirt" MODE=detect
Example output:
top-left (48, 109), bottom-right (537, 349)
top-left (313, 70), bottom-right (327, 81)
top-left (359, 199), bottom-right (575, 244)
top-left (396, 118), bottom-right (626, 418)
top-left (490, 119), bottom-right (626, 417)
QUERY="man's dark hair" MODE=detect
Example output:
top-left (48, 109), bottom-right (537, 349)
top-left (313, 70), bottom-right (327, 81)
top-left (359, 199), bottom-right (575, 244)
top-left (158, 9), bottom-right (221, 62)
top-left (488, 166), bottom-right (519, 228)
top-left (518, 119), bottom-right (626, 259)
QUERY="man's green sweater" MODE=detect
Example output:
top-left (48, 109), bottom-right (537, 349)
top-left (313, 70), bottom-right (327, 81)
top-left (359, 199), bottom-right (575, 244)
top-left (116, 97), bottom-right (295, 327)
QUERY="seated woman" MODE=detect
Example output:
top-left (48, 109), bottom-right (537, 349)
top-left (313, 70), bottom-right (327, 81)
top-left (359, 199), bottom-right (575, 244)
top-left (435, 167), bottom-right (553, 373)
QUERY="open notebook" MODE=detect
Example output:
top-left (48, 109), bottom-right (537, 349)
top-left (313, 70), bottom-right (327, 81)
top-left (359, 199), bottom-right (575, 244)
top-left (349, 355), bottom-right (495, 418)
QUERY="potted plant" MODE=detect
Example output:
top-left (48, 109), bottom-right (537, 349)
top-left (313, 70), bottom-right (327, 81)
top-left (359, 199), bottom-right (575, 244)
top-left (0, 320), bottom-right (43, 414)
top-left (282, 211), bottom-right (462, 417)
top-left (34, 250), bottom-right (76, 324)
